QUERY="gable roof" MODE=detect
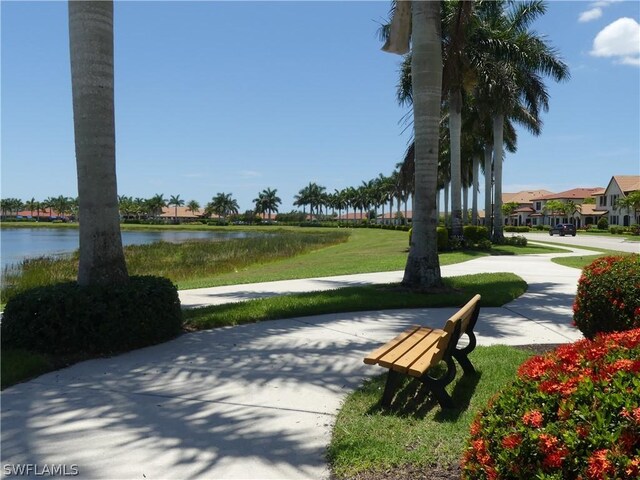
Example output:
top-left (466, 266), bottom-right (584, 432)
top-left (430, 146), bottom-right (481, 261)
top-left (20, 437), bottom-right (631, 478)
top-left (502, 190), bottom-right (554, 204)
top-left (531, 187), bottom-right (604, 201)
top-left (613, 175), bottom-right (640, 194)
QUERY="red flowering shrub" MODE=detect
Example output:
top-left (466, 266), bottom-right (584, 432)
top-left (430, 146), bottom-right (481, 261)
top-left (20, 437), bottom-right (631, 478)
top-left (573, 255), bottom-right (640, 339)
top-left (462, 329), bottom-right (640, 479)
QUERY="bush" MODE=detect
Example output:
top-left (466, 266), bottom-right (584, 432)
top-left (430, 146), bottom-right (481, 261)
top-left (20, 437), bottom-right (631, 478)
top-left (462, 329), bottom-right (640, 480)
top-left (504, 226), bottom-right (531, 233)
top-left (573, 255), bottom-right (640, 339)
top-left (597, 217), bottom-right (609, 230)
top-left (1, 276), bottom-right (182, 355)
top-left (610, 226), bottom-right (625, 235)
top-left (463, 226), bottom-right (489, 244)
top-left (494, 235), bottom-right (528, 247)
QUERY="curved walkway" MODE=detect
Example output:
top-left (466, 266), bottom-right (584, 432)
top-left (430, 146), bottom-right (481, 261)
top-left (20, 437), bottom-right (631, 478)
top-left (1, 245), bottom-right (590, 480)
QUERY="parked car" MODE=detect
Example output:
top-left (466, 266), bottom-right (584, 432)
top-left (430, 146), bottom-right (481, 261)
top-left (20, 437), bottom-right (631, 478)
top-left (549, 223), bottom-right (576, 236)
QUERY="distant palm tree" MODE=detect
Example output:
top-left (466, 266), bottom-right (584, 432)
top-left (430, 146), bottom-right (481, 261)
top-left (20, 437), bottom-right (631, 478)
top-left (208, 193), bottom-right (239, 220)
top-left (186, 200), bottom-right (201, 217)
top-left (253, 188), bottom-right (281, 221)
top-left (25, 197), bottom-right (38, 218)
top-left (146, 194), bottom-right (167, 219)
top-left (168, 194), bottom-right (185, 223)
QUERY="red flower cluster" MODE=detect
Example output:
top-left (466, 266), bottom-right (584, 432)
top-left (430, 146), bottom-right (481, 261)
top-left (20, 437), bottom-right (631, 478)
top-left (573, 254), bottom-right (640, 338)
top-left (462, 329), bottom-right (640, 480)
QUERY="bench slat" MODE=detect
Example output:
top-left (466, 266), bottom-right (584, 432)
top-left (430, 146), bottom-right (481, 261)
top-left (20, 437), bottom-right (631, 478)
top-left (445, 293), bottom-right (481, 335)
top-left (390, 329), bottom-right (445, 373)
top-left (407, 333), bottom-right (451, 376)
top-left (377, 327), bottom-right (437, 369)
top-left (363, 325), bottom-right (421, 365)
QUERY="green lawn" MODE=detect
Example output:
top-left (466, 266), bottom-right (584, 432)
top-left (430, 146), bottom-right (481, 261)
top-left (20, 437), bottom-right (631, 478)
top-left (328, 345), bottom-right (533, 478)
top-left (552, 251), bottom-right (634, 269)
top-left (184, 272), bottom-right (526, 330)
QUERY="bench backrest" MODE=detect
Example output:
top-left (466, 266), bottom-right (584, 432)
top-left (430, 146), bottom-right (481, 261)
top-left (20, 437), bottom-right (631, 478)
top-left (443, 294), bottom-right (481, 338)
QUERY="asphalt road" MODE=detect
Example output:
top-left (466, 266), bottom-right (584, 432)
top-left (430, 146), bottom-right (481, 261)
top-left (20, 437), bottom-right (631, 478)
top-left (521, 232), bottom-right (640, 253)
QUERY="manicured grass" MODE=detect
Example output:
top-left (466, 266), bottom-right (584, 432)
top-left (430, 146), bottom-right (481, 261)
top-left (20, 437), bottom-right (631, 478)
top-left (489, 243), bottom-right (568, 255)
top-left (578, 229), bottom-right (639, 241)
top-left (1, 349), bottom-right (53, 389)
top-left (552, 252), bottom-right (634, 270)
top-left (183, 272), bottom-right (527, 330)
top-left (328, 345), bottom-right (533, 478)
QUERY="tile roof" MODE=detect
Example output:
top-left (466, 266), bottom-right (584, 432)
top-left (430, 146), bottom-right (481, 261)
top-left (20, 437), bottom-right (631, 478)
top-left (613, 175), bottom-right (640, 193)
top-left (502, 190), bottom-right (554, 204)
top-left (531, 187), bottom-right (604, 201)
top-left (578, 204), bottom-right (606, 216)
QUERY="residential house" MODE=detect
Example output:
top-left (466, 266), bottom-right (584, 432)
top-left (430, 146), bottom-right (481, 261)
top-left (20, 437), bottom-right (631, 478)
top-left (529, 187), bottom-right (604, 227)
top-left (501, 190), bottom-right (554, 226)
top-left (593, 175), bottom-right (640, 226)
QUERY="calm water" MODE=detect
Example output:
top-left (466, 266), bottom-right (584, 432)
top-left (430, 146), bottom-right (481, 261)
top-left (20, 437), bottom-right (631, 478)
top-left (0, 228), bottom-right (255, 270)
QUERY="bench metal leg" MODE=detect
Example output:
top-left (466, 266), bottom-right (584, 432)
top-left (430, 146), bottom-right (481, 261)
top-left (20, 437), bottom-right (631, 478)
top-left (418, 357), bottom-right (457, 409)
top-left (453, 351), bottom-right (476, 375)
top-left (381, 369), bottom-right (402, 408)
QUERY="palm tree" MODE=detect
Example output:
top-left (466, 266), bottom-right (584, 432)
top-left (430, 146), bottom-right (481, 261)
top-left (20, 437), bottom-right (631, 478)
top-left (208, 193), bottom-right (239, 220)
top-left (615, 191), bottom-right (640, 225)
top-left (186, 200), bottom-right (201, 217)
top-left (25, 197), bottom-right (38, 218)
top-left (146, 194), bottom-right (167, 219)
top-left (384, 0), bottom-right (443, 288)
top-left (253, 188), bottom-right (282, 221)
top-left (168, 194), bottom-right (185, 223)
top-left (475, 0), bottom-right (569, 241)
top-left (544, 200), bottom-right (564, 226)
top-left (69, 0), bottom-right (127, 285)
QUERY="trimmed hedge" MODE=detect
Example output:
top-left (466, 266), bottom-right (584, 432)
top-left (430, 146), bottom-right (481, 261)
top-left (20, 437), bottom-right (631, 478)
top-left (504, 226), bottom-right (531, 232)
top-left (462, 329), bottom-right (640, 479)
top-left (1, 276), bottom-right (182, 355)
top-left (463, 226), bottom-right (489, 243)
top-left (573, 255), bottom-right (640, 339)
top-left (437, 226), bottom-right (448, 251)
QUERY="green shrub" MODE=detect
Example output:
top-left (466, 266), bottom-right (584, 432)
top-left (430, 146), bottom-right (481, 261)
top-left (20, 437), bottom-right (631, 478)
top-left (463, 226), bottom-right (489, 244)
top-left (494, 235), bottom-right (528, 247)
top-left (504, 226), bottom-right (531, 232)
top-left (462, 329), bottom-right (640, 479)
top-left (437, 226), bottom-right (448, 251)
top-left (573, 255), bottom-right (640, 339)
top-left (609, 226), bottom-right (625, 235)
top-left (597, 217), bottom-right (609, 230)
top-left (534, 224), bottom-right (545, 231)
top-left (1, 276), bottom-right (182, 355)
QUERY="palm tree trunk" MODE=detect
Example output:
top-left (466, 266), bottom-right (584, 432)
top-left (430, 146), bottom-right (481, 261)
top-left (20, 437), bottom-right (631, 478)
top-left (472, 154), bottom-right (479, 225)
top-left (402, 0), bottom-right (442, 289)
top-left (484, 145), bottom-right (492, 233)
top-left (492, 113), bottom-right (505, 241)
top-left (69, 0), bottom-right (128, 286)
top-left (444, 182), bottom-right (449, 226)
top-left (463, 184), bottom-right (468, 225)
top-left (449, 90), bottom-right (463, 236)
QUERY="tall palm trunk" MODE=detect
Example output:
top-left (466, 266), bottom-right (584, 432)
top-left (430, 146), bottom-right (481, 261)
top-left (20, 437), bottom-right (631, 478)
top-left (449, 90), bottom-right (463, 236)
top-left (402, 0), bottom-right (442, 288)
top-left (443, 182), bottom-right (449, 226)
top-left (492, 114), bottom-right (505, 241)
top-left (462, 184), bottom-right (468, 225)
top-left (484, 145), bottom-right (492, 233)
top-left (69, 0), bottom-right (128, 286)
top-left (472, 154), bottom-right (479, 225)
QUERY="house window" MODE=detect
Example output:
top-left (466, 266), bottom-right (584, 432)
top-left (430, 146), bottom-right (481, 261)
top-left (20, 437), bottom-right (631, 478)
top-left (535, 202), bottom-right (541, 210)
top-left (599, 196), bottom-right (607, 207)
top-left (610, 215), bottom-right (619, 225)
top-left (611, 194), bottom-right (619, 207)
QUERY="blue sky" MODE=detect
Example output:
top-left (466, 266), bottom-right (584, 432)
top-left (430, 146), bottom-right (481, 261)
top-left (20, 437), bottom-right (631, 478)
top-left (2, 1), bottom-right (639, 212)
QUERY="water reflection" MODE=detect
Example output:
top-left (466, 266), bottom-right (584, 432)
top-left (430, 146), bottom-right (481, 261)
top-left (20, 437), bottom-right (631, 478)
top-left (0, 228), bottom-right (255, 270)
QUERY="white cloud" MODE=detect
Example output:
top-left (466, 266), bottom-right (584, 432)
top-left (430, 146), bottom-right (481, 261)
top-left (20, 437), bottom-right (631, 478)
top-left (590, 17), bottom-right (640, 66)
top-left (579, 8), bottom-right (603, 23)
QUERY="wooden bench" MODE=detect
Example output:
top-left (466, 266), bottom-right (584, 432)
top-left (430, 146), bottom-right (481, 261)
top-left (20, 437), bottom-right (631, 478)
top-left (363, 294), bottom-right (481, 409)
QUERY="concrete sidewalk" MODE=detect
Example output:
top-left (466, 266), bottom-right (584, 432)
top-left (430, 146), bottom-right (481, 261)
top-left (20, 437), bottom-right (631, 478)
top-left (1, 246), bottom-right (589, 479)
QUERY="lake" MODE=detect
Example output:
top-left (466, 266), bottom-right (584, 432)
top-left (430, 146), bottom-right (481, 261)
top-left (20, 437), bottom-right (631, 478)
top-left (0, 228), bottom-right (256, 271)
